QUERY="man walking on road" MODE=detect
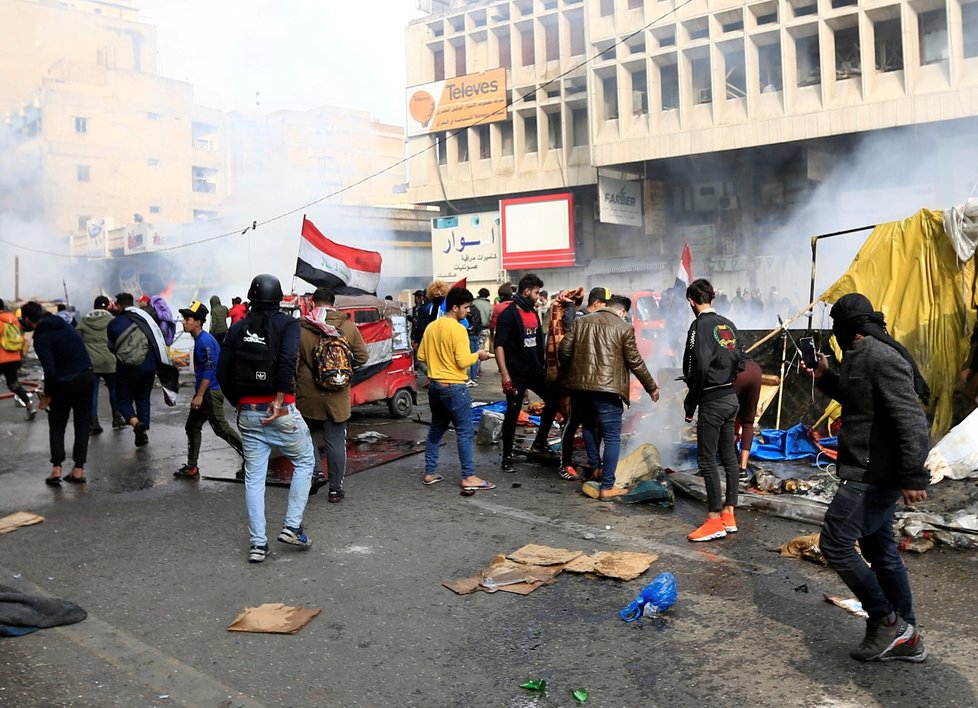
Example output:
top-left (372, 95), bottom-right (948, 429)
top-left (418, 287), bottom-right (494, 490)
top-left (218, 274), bottom-right (315, 564)
top-left (173, 300), bottom-right (243, 479)
top-left (559, 295), bottom-right (659, 499)
top-left (295, 287), bottom-right (368, 502)
top-left (804, 292), bottom-right (930, 662)
top-left (77, 295), bottom-right (123, 434)
top-left (0, 298), bottom-right (36, 420)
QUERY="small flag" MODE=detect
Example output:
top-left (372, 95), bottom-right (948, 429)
top-left (295, 216), bottom-right (382, 294)
top-left (675, 243), bottom-right (693, 289)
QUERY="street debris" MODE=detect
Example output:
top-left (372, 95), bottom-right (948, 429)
top-left (926, 406), bottom-right (978, 484)
top-left (823, 594), bottom-right (868, 619)
top-left (777, 532), bottom-right (828, 565)
top-left (619, 572), bottom-right (677, 621)
top-left (0, 512), bottom-right (44, 535)
top-left (520, 679), bottom-right (546, 693)
top-left (573, 688), bottom-right (590, 703)
top-left (0, 584), bottom-right (87, 636)
top-left (352, 431), bottom-right (389, 442)
top-left (894, 507), bottom-right (978, 551)
top-left (227, 603), bottom-right (320, 635)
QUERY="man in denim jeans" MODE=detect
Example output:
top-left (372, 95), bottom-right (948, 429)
top-left (418, 287), bottom-right (494, 490)
top-left (804, 293), bottom-right (930, 662)
top-left (218, 274), bottom-right (315, 564)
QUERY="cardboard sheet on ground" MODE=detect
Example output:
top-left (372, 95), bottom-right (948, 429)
top-left (506, 544), bottom-right (583, 566)
top-left (562, 551), bottom-right (658, 580)
top-left (227, 603), bottom-right (320, 634)
top-left (0, 512), bottom-right (44, 535)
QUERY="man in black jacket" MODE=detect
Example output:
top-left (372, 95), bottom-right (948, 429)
top-left (682, 279), bottom-right (743, 542)
top-left (494, 273), bottom-right (559, 473)
top-left (218, 274), bottom-right (315, 564)
top-left (805, 292), bottom-right (929, 663)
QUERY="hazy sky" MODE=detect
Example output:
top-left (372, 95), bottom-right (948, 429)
top-left (139, 0), bottom-right (425, 124)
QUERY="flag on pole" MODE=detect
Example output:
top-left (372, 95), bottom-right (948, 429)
top-left (675, 243), bottom-right (693, 289)
top-left (295, 216), bottom-right (382, 294)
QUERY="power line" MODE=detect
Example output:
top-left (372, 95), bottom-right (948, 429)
top-left (3, 0), bottom-right (696, 260)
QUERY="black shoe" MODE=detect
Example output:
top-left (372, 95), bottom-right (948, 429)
top-left (90, 421), bottom-right (103, 435)
top-left (851, 615), bottom-right (915, 662)
top-left (328, 488), bottom-right (344, 503)
top-left (111, 415), bottom-right (127, 430)
top-left (501, 457), bottom-right (516, 473)
top-left (134, 422), bottom-right (148, 447)
top-left (309, 474), bottom-right (328, 495)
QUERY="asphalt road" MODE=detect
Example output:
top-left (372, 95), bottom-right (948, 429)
top-left (2, 369), bottom-right (977, 708)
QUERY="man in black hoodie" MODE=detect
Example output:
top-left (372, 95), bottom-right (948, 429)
top-left (804, 292), bottom-right (929, 663)
top-left (682, 279), bottom-right (743, 543)
top-left (494, 273), bottom-right (559, 473)
top-left (22, 301), bottom-right (94, 485)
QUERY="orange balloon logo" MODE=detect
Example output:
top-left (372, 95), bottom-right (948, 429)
top-left (409, 90), bottom-right (436, 127)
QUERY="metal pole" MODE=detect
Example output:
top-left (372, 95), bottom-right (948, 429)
top-left (775, 331), bottom-right (789, 430)
top-left (808, 236), bottom-right (817, 333)
top-left (14, 256), bottom-right (19, 301)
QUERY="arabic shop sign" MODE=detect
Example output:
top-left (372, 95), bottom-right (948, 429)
top-left (431, 211), bottom-right (501, 284)
top-left (598, 175), bottom-right (643, 227)
top-left (406, 68), bottom-right (508, 138)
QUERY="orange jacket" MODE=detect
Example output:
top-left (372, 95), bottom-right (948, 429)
top-left (0, 311), bottom-right (25, 365)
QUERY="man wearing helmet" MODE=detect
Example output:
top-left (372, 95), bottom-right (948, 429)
top-left (218, 274), bottom-right (316, 564)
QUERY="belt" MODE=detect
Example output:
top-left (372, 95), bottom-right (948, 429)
top-left (238, 403), bottom-right (272, 411)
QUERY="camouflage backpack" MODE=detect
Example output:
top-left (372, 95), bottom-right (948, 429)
top-left (311, 332), bottom-right (354, 391)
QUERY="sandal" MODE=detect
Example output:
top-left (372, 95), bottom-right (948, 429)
top-left (422, 474), bottom-right (444, 486)
top-left (65, 474), bottom-right (87, 484)
top-left (46, 467), bottom-right (62, 486)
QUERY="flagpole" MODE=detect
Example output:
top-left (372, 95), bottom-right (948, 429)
top-left (291, 215), bottom-right (305, 295)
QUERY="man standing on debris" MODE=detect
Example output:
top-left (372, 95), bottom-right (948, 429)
top-left (418, 287), bottom-right (494, 489)
top-left (295, 287), bottom-right (368, 502)
top-left (494, 274), bottom-right (560, 473)
top-left (803, 292), bottom-right (930, 663)
top-left (682, 278), bottom-right (744, 542)
top-left (218, 274), bottom-right (315, 564)
top-left (559, 295), bottom-right (659, 499)
top-left (173, 300), bottom-right (243, 480)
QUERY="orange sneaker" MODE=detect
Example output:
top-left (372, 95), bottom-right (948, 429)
top-left (721, 509), bottom-right (738, 533)
top-left (687, 517), bottom-right (728, 542)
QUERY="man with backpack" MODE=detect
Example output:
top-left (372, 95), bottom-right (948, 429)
top-left (217, 274), bottom-right (315, 564)
top-left (77, 295), bottom-right (124, 434)
top-left (0, 298), bottom-right (36, 420)
top-left (173, 300), bottom-right (243, 480)
top-left (295, 287), bottom-right (368, 501)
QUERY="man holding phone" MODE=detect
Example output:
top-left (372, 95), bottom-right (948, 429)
top-left (803, 293), bottom-right (930, 663)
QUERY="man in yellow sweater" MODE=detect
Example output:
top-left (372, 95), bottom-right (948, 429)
top-left (418, 287), bottom-right (495, 489)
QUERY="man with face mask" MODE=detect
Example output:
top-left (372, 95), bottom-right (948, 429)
top-left (803, 292), bottom-right (930, 663)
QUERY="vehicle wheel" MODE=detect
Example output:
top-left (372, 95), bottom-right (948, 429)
top-left (388, 389), bottom-right (413, 418)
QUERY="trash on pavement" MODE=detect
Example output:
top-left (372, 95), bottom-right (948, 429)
top-left (670, 470), bottom-right (829, 525)
top-left (823, 594), bottom-right (868, 619)
top-left (0, 512), bottom-right (44, 535)
top-left (227, 603), bottom-right (320, 634)
top-left (926, 406), bottom-right (978, 483)
top-left (573, 688), bottom-right (590, 703)
top-left (476, 411), bottom-right (504, 446)
top-left (352, 431), bottom-right (388, 442)
top-left (520, 679), bottom-right (547, 692)
top-left (777, 532), bottom-right (828, 565)
top-left (619, 572), bottom-right (677, 622)
top-left (0, 584), bottom-right (87, 636)
top-left (894, 508), bottom-right (978, 551)
top-left (506, 543), bottom-right (582, 566)
top-left (616, 476), bottom-right (675, 507)
top-left (562, 551), bottom-right (658, 580)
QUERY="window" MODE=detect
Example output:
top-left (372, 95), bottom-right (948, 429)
top-left (602, 75), bottom-right (619, 119)
top-left (500, 121), bottom-right (514, 156)
top-left (453, 40), bottom-right (466, 76)
top-left (77, 215), bottom-right (90, 231)
top-left (547, 112), bottom-right (562, 149)
top-left (524, 115), bottom-right (538, 152)
top-left (497, 29), bottom-right (512, 68)
top-left (149, 206), bottom-right (161, 214)
top-left (456, 131), bottom-right (469, 162)
top-left (192, 166), bottom-right (218, 193)
top-left (796, 33), bottom-right (821, 86)
top-left (193, 210), bottom-right (218, 221)
top-left (147, 112), bottom-right (159, 121)
top-left (433, 48), bottom-right (445, 81)
top-left (660, 62), bottom-right (679, 110)
top-left (874, 18), bottom-right (903, 72)
top-left (600, 0), bottom-right (615, 16)
top-left (628, 0), bottom-right (643, 8)
top-left (918, 9), bottom-right (948, 64)
top-left (965, 3), bottom-right (978, 58)
top-left (477, 123), bottom-right (491, 159)
top-left (74, 117), bottom-right (88, 133)
top-left (520, 24), bottom-right (535, 66)
top-left (76, 165), bottom-right (91, 182)
top-left (569, 12), bottom-right (585, 55)
top-left (691, 56), bottom-right (712, 103)
top-left (835, 26), bottom-right (861, 77)
top-left (435, 132), bottom-right (448, 165)
top-left (758, 42), bottom-right (783, 91)
top-left (571, 107), bottom-right (589, 146)
top-left (147, 158), bottom-right (160, 168)
top-left (722, 46), bottom-right (746, 98)
top-left (631, 69), bottom-right (648, 114)
top-left (544, 17), bottom-right (559, 61)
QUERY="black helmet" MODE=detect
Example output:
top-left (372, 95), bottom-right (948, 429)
top-left (248, 274), bottom-right (283, 304)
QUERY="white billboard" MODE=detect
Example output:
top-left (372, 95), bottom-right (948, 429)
top-left (431, 212), bottom-right (501, 284)
top-left (598, 175), bottom-right (643, 227)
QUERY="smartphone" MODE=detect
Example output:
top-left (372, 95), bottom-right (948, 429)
top-left (799, 336), bottom-right (818, 369)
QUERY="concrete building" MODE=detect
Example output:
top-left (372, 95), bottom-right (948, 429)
top-left (404, 0), bottom-right (978, 306)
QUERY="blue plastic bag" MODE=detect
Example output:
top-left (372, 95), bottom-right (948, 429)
top-left (619, 572), bottom-right (677, 622)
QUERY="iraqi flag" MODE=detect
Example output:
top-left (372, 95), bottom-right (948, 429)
top-left (674, 243), bottom-right (693, 289)
top-left (295, 216), bottom-right (382, 295)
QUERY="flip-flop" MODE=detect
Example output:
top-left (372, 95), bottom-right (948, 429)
top-left (461, 481), bottom-right (496, 491)
top-left (64, 475), bottom-right (87, 484)
top-left (422, 475), bottom-right (445, 486)
top-left (45, 477), bottom-right (62, 486)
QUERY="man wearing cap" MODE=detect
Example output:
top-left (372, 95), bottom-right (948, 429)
top-left (174, 300), bottom-right (243, 479)
top-left (803, 293), bottom-right (930, 663)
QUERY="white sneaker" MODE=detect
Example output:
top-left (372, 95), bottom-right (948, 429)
top-left (466, 380), bottom-right (478, 388)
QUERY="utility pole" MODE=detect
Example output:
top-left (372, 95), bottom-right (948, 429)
top-left (14, 256), bottom-right (19, 301)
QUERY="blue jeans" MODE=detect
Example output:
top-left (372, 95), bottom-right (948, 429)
top-left (572, 391), bottom-right (623, 490)
top-left (236, 405), bottom-right (314, 547)
top-left (468, 335), bottom-right (480, 381)
top-left (425, 382), bottom-right (475, 479)
top-left (91, 372), bottom-right (118, 420)
top-left (116, 369), bottom-right (154, 427)
top-left (820, 482), bottom-right (915, 625)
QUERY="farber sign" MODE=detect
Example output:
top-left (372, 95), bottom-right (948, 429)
top-left (598, 176), bottom-right (643, 227)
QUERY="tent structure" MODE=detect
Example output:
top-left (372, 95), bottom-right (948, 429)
top-left (816, 208), bottom-right (977, 438)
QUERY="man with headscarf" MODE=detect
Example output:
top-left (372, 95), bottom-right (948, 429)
top-left (803, 292), bottom-right (929, 663)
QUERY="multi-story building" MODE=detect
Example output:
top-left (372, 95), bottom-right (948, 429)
top-left (404, 0), bottom-right (978, 304)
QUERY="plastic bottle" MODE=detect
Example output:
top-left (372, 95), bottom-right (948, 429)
top-left (619, 572), bottom-right (677, 622)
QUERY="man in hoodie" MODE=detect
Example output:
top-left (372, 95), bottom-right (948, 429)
top-left (494, 273), bottom-right (560, 473)
top-left (77, 295), bottom-right (123, 434)
top-left (173, 300), bottom-right (243, 479)
top-left (295, 287), bottom-right (368, 501)
top-left (0, 298), bottom-right (35, 420)
top-left (682, 278), bottom-right (743, 543)
top-left (209, 295), bottom-right (230, 345)
top-left (411, 279), bottom-right (448, 351)
top-left (107, 292), bottom-right (163, 447)
top-left (803, 293), bottom-right (929, 663)
top-left (228, 297), bottom-right (247, 325)
top-left (21, 301), bottom-right (94, 485)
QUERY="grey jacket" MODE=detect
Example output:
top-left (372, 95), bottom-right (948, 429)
top-left (76, 309), bottom-right (115, 374)
top-left (817, 336), bottom-right (929, 490)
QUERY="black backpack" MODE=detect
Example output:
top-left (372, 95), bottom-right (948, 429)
top-left (466, 303), bottom-right (482, 336)
top-left (227, 311), bottom-right (280, 398)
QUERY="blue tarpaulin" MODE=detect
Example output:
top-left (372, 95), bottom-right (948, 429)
top-left (470, 401), bottom-right (541, 426)
top-left (749, 423), bottom-right (837, 461)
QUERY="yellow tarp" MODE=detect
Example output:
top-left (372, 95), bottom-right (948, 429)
top-left (818, 209), bottom-right (977, 439)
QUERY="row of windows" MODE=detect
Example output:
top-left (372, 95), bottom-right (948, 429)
top-left (76, 208), bottom-right (217, 232)
top-left (75, 165), bottom-right (219, 193)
